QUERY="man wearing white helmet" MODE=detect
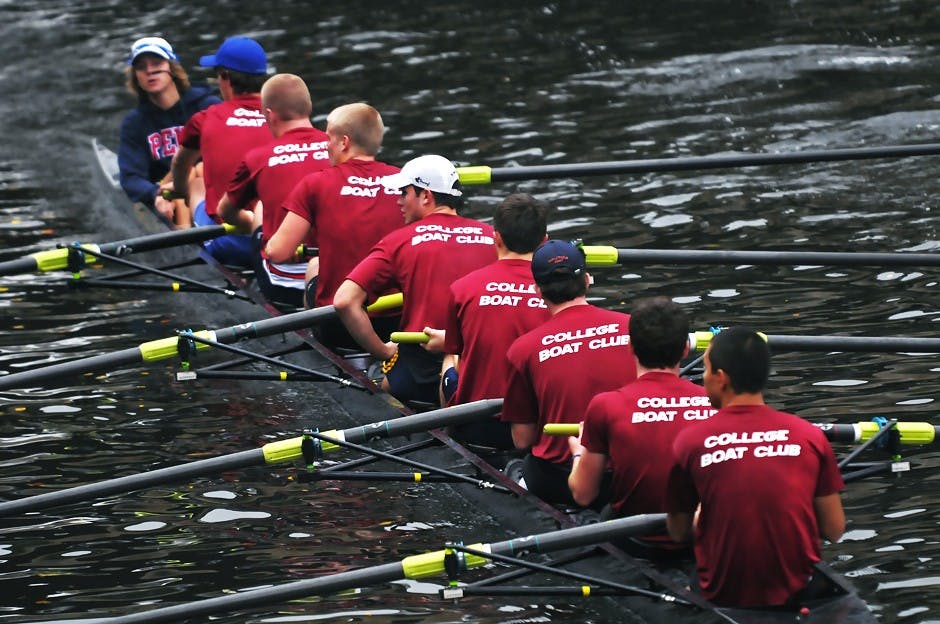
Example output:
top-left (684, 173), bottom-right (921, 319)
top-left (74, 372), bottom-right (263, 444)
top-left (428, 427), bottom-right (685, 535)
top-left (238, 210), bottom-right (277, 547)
top-left (118, 36), bottom-right (219, 223)
top-left (335, 154), bottom-right (497, 405)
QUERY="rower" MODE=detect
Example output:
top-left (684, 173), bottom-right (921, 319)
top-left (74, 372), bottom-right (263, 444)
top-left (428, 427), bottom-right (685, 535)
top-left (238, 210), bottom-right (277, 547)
top-left (568, 296), bottom-right (714, 557)
top-left (334, 155), bottom-right (496, 405)
top-left (501, 239), bottom-right (636, 507)
top-left (264, 102), bottom-right (404, 348)
top-left (170, 36), bottom-right (272, 266)
top-left (422, 193), bottom-right (551, 449)
top-left (666, 326), bottom-right (846, 608)
top-left (217, 74), bottom-right (330, 309)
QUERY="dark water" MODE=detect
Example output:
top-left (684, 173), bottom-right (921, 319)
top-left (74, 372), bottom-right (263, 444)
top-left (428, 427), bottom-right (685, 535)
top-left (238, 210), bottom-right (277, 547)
top-left (2, 1), bottom-right (940, 622)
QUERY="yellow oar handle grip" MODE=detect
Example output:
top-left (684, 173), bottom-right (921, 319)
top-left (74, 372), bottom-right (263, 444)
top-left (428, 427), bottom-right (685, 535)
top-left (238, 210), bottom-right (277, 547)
top-left (391, 331), bottom-right (430, 344)
top-left (581, 245), bottom-right (619, 267)
top-left (456, 166), bottom-right (492, 186)
top-left (857, 422), bottom-right (936, 445)
top-left (688, 330), bottom-right (766, 351)
top-left (366, 292), bottom-right (403, 313)
top-left (32, 244), bottom-right (101, 273)
top-left (544, 423), bottom-right (580, 436)
top-left (401, 543), bottom-right (490, 578)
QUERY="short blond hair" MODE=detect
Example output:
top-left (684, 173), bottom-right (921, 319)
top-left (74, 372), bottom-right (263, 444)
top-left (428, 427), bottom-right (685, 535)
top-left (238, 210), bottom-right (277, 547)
top-left (261, 74), bottom-right (312, 120)
top-left (326, 103), bottom-right (384, 155)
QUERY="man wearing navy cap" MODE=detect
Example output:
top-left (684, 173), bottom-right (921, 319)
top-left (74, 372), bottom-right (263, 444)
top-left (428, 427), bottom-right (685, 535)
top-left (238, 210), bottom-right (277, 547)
top-left (171, 36), bottom-right (270, 265)
top-left (501, 239), bottom-right (637, 507)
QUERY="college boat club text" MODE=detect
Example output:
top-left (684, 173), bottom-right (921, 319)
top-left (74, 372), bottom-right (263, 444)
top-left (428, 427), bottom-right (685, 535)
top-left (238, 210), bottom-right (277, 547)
top-left (700, 429), bottom-right (802, 467)
top-left (539, 323), bottom-right (629, 362)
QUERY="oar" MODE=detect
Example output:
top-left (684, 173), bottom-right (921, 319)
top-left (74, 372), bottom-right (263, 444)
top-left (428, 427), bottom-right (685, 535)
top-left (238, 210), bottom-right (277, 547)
top-left (543, 421), bottom-right (939, 446)
top-left (0, 224), bottom-right (236, 276)
top-left (397, 328), bottom-right (940, 356)
top-left (0, 398), bottom-right (502, 517)
top-left (581, 245), bottom-right (940, 268)
top-left (71, 514), bottom-right (666, 624)
top-left (689, 331), bottom-right (940, 354)
top-left (456, 143), bottom-right (940, 184)
top-left (0, 293), bottom-right (403, 391)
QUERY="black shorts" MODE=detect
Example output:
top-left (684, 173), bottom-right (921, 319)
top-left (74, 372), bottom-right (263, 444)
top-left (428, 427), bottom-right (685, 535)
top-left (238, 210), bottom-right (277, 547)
top-left (521, 454), bottom-right (612, 510)
top-left (384, 343), bottom-right (442, 406)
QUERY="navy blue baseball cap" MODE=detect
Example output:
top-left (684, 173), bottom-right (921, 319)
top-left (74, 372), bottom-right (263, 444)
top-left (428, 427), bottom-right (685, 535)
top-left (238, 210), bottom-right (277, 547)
top-left (199, 37), bottom-right (267, 74)
top-left (531, 240), bottom-right (586, 284)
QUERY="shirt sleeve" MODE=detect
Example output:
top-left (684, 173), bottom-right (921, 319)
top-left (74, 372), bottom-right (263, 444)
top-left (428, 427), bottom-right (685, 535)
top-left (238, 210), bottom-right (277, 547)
top-left (580, 393), bottom-right (612, 456)
top-left (179, 110), bottom-right (205, 150)
top-left (345, 238), bottom-right (397, 298)
top-left (500, 343), bottom-right (539, 424)
top-left (812, 430), bottom-right (845, 497)
top-left (226, 158), bottom-right (255, 210)
top-left (441, 286), bottom-right (463, 354)
top-left (665, 434), bottom-right (700, 513)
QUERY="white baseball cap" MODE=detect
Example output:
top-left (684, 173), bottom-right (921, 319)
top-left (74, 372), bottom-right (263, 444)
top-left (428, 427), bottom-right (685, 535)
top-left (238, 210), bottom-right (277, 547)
top-left (128, 37), bottom-right (178, 64)
top-left (382, 154), bottom-right (463, 197)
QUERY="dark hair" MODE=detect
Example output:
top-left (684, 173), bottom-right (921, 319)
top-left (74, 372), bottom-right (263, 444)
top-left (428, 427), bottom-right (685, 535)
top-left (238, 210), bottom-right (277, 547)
top-left (538, 275), bottom-right (587, 304)
top-left (125, 60), bottom-right (191, 99)
top-left (708, 326), bottom-right (770, 393)
top-left (428, 183), bottom-right (463, 211)
top-left (629, 297), bottom-right (689, 369)
top-left (221, 68), bottom-right (266, 94)
top-left (493, 193), bottom-right (548, 253)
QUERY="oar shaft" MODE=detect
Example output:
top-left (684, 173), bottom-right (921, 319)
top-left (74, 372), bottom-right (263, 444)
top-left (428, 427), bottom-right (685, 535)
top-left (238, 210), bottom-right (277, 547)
top-left (583, 246), bottom-right (940, 268)
top-left (458, 143), bottom-right (940, 184)
top-left (0, 449), bottom-right (264, 517)
top-left (0, 307), bottom-right (338, 391)
top-left (548, 421), bottom-right (940, 446)
top-left (339, 398), bottom-right (503, 445)
top-left (0, 401), bottom-right (502, 516)
top-left (0, 346), bottom-right (145, 391)
top-left (81, 562), bottom-right (408, 624)
top-left (98, 224), bottom-right (232, 254)
top-left (0, 225), bottom-right (232, 277)
top-left (689, 331), bottom-right (940, 353)
top-left (78, 514), bottom-right (665, 624)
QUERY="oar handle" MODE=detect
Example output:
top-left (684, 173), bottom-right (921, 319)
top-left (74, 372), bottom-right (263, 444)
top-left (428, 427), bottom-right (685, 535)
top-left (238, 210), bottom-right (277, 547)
top-left (391, 331), bottom-right (430, 344)
top-left (544, 423), bottom-right (580, 436)
top-left (367, 293), bottom-right (403, 313)
top-left (548, 421), bottom-right (938, 444)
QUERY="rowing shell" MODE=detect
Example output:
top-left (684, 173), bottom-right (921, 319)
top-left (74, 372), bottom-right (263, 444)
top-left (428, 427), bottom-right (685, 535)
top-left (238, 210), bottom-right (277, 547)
top-left (35, 139), bottom-right (872, 623)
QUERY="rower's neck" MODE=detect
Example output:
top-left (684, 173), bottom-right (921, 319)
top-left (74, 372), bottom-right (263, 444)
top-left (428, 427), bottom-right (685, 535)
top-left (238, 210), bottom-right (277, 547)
top-left (636, 363), bottom-right (680, 378)
top-left (273, 118), bottom-right (313, 138)
top-left (547, 297), bottom-right (588, 316)
top-left (719, 392), bottom-right (765, 408)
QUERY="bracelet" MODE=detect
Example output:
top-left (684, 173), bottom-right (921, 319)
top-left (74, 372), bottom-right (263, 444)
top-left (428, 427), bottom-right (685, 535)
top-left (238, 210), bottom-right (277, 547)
top-left (572, 453), bottom-right (582, 459)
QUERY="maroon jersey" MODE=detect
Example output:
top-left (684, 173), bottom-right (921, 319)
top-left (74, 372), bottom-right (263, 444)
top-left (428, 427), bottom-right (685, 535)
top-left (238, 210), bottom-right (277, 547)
top-left (346, 212), bottom-right (497, 331)
top-left (502, 304), bottom-right (636, 464)
top-left (283, 158), bottom-right (403, 306)
top-left (228, 126), bottom-right (329, 280)
top-left (667, 404), bottom-right (845, 607)
top-left (179, 94), bottom-right (269, 221)
top-left (582, 372), bottom-right (713, 544)
top-left (442, 258), bottom-right (549, 405)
